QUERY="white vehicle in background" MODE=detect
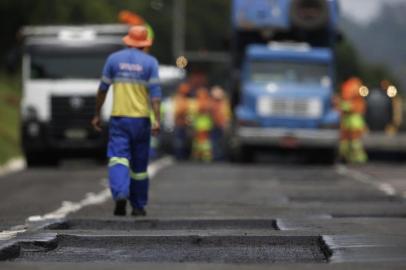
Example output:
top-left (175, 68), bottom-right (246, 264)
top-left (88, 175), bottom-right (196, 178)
top-left (20, 25), bottom-right (185, 167)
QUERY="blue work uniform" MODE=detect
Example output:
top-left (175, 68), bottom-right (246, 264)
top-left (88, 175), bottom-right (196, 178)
top-left (99, 48), bottom-right (161, 209)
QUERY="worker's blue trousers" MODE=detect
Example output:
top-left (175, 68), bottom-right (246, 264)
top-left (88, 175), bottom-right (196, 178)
top-left (107, 117), bottom-right (151, 209)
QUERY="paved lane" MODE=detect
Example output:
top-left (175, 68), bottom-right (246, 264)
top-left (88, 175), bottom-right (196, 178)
top-left (1, 161), bottom-right (406, 268)
top-left (0, 162), bottom-right (106, 231)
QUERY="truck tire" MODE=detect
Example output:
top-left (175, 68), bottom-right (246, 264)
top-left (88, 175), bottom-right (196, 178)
top-left (311, 148), bottom-right (337, 165)
top-left (290, 0), bottom-right (329, 31)
top-left (365, 88), bottom-right (392, 131)
top-left (229, 145), bottom-right (255, 163)
top-left (26, 152), bottom-right (59, 168)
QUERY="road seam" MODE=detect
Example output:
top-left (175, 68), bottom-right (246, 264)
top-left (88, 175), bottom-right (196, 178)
top-left (0, 156), bottom-right (174, 241)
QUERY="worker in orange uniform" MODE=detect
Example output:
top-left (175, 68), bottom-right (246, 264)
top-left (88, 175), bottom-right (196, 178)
top-left (192, 87), bottom-right (213, 162)
top-left (174, 83), bottom-right (191, 160)
top-left (210, 86), bottom-right (230, 160)
top-left (338, 77), bottom-right (368, 164)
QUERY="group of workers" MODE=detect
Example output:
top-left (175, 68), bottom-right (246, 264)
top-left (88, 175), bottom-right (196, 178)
top-left (89, 19), bottom-right (383, 217)
top-left (173, 83), bottom-right (230, 162)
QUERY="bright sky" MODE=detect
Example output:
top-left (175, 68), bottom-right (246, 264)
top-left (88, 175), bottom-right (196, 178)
top-left (339, 0), bottom-right (406, 24)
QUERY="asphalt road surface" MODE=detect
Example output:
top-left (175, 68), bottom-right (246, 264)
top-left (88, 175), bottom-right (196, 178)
top-left (1, 158), bottom-right (406, 269)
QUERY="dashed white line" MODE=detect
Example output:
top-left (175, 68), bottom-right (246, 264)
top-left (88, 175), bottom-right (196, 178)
top-left (0, 156), bottom-right (174, 240)
top-left (336, 165), bottom-right (398, 197)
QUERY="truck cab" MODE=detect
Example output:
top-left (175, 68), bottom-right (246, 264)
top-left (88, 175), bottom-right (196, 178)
top-left (21, 25), bottom-right (129, 166)
top-left (232, 43), bottom-right (339, 160)
top-left (230, 0), bottom-right (340, 162)
top-left (21, 25), bottom-right (186, 166)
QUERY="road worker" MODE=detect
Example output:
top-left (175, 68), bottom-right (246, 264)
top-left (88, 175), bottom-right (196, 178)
top-left (192, 87), bottom-right (213, 162)
top-left (338, 77), bottom-right (368, 164)
top-left (173, 82), bottom-right (191, 160)
top-left (210, 86), bottom-right (231, 161)
top-left (92, 25), bottom-right (161, 217)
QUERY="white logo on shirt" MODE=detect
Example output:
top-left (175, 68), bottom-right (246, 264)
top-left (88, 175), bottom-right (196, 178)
top-left (119, 63), bottom-right (143, 72)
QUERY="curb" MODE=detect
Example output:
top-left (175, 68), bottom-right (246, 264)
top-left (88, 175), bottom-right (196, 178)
top-left (0, 158), bottom-right (26, 178)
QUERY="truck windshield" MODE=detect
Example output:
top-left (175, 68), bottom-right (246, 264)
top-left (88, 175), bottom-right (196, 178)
top-left (30, 51), bottom-right (111, 80)
top-left (250, 61), bottom-right (329, 85)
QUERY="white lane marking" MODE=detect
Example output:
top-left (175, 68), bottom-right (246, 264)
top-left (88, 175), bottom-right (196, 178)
top-left (0, 158), bottom-right (26, 178)
top-left (336, 165), bottom-right (397, 197)
top-left (28, 156), bottom-right (174, 222)
top-left (0, 229), bottom-right (26, 241)
top-left (0, 157), bottom-right (174, 240)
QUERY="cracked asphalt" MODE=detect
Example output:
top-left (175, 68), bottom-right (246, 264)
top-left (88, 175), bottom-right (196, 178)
top-left (1, 160), bottom-right (406, 269)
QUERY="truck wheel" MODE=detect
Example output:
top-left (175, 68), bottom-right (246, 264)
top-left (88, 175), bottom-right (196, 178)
top-left (26, 152), bottom-right (59, 168)
top-left (229, 145), bottom-right (255, 163)
top-left (310, 148), bottom-right (337, 165)
top-left (365, 88), bottom-right (392, 131)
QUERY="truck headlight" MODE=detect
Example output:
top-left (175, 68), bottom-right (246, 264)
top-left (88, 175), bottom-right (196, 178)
top-left (308, 99), bottom-right (322, 118)
top-left (24, 106), bottom-right (39, 121)
top-left (28, 122), bottom-right (40, 137)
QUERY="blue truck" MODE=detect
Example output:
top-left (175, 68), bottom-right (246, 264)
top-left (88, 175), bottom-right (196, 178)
top-left (229, 0), bottom-right (340, 162)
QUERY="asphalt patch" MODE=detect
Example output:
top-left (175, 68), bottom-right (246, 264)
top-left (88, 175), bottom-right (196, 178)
top-left (45, 218), bottom-right (278, 231)
top-left (13, 234), bottom-right (327, 264)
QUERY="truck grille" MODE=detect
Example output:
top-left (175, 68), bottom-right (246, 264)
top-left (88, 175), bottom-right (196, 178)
top-left (50, 96), bottom-right (98, 140)
top-left (257, 97), bottom-right (322, 118)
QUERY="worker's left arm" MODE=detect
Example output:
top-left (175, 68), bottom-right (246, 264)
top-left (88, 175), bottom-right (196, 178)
top-left (149, 58), bottom-right (162, 136)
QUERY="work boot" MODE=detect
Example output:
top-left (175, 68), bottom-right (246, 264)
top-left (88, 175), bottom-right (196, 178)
top-left (114, 200), bottom-right (127, 216)
top-left (131, 208), bottom-right (147, 217)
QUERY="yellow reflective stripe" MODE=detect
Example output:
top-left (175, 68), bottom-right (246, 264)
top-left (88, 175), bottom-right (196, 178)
top-left (113, 78), bottom-right (148, 85)
top-left (130, 171), bottom-right (148, 181)
top-left (108, 157), bottom-right (129, 167)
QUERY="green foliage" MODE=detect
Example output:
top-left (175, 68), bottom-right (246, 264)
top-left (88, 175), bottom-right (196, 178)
top-left (0, 74), bottom-right (21, 164)
top-left (0, 0), bottom-right (232, 66)
top-left (341, 3), bottom-right (406, 90)
top-left (335, 38), bottom-right (397, 90)
top-left (185, 0), bottom-right (230, 51)
top-left (335, 39), bottom-right (362, 84)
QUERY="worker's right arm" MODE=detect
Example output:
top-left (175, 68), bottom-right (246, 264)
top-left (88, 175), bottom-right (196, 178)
top-left (149, 58), bottom-right (162, 136)
top-left (92, 56), bottom-right (113, 132)
top-left (92, 90), bottom-right (107, 132)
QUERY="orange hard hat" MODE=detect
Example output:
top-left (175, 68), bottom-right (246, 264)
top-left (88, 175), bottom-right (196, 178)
top-left (341, 77), bottom-right (362, 100)
top-left (123, 25), bottom-right (152, 48)
top-left (177, 83), bottom-right (190, 95)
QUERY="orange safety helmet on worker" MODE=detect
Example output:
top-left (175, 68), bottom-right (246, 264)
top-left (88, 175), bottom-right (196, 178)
top-left (338, 77), bottom-right (368, 164)
top-left (119, 10), bottom-right (155, 47)
top-left (92, 25), bottom-right (161, 217)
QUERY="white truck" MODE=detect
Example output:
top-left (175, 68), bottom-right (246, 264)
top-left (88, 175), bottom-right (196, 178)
top-left (20, 25), bottom-right (184, 166)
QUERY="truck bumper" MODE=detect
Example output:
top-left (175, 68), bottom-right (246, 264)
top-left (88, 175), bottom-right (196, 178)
top-left (363, 132), bottom-right (406, 151)
top-left (234, 127), bottom-right (339, 149)
top-left (22, 121), bottom-right (108, 155)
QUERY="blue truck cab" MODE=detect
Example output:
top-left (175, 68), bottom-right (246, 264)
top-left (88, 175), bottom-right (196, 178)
top-left (230, 0), bottom-right (340, 161)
